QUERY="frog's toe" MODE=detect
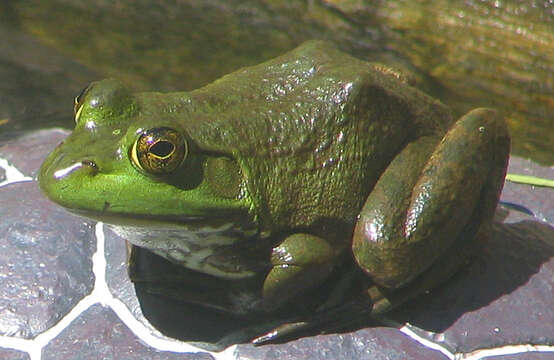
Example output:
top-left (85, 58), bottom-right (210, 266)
top-left (261, 233), bottom-right (337, 311)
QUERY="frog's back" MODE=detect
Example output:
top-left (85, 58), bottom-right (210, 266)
top-left (183, 41), bottom-right (452, 233)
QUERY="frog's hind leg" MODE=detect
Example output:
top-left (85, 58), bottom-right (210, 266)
top-left (353, 108), bottom-right (510, 311)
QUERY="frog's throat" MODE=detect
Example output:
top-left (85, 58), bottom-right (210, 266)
top-left (107, 221), bottom-right (262, 279)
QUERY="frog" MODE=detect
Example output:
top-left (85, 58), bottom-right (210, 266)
top-left (39, 40), bottom-right (510, 341)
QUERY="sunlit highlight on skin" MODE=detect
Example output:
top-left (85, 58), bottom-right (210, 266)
top-left (53, 162), bottom-right (84, 179)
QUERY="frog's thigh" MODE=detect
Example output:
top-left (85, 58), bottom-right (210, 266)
top-left (262, 233), bottom-right (336, 311)
top-left (353, 108), bottom-right (510, 289)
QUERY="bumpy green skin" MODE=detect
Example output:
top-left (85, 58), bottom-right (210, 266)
top-left (39, 41), bottom-right (510, 316)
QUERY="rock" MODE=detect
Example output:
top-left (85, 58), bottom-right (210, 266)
top-left (42, 304), bottom-right (213, 360)
top-left (0, 181), bottom-right (95, 338)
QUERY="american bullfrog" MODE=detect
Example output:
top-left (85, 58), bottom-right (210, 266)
top-left (39, 40), bottom-right (510, 337)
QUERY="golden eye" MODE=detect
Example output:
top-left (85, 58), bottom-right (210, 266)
top-left (132, 127), bottom-right (187, 175)
top-left (74, 85), bottom-right (91, 123)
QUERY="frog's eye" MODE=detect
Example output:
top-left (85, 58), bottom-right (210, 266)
top-left (73, 85), bottom-right (91, 123)
top-left (131, 127), bottom-right (187, 175)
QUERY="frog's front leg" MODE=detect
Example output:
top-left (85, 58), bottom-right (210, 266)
top-left (261, 233), bottom-right (339, 311)
top-left (353, 108), bottom-right (510, 311)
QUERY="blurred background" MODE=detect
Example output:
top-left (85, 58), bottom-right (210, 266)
top-left (1, 0), bottom-right (552, 164)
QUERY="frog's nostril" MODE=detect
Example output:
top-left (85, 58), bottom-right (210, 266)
top-left (82, 160), bottom-right (98, 170)
top-left (81, 159), bottom-right (99, 176)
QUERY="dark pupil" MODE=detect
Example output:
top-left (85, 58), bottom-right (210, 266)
top-left (150, 141), bottom-right (174, 158)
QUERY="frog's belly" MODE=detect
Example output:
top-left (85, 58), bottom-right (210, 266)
top-left (108, 223), bottom-right (265, 279)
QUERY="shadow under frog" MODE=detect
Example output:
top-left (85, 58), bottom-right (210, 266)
top-left (131, 216), bottom-right (553, 350)
top-left (390, 216), bottom-right (553, 333)
top-left (130, 242), bottom-right (376, 349)
top-left (128, 216), bottom-right (374, 349)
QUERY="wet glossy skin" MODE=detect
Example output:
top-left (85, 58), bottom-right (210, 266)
top-left (39, 41), bottom-right (510, 317)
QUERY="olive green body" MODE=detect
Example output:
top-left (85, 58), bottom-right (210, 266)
top-left (39, 41), bottom-right (510, 318)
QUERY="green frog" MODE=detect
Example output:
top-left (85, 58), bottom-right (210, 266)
top-left (39, 40), bottom-right (509, 338)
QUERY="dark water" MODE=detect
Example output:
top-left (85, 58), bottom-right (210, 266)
top-left (1, 0), bottom-right (552, 164)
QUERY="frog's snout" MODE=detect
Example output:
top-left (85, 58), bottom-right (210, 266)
top-left (38, 155), bottom-right (102, 210)
top-left (39, 155), bottom-right (99, 197)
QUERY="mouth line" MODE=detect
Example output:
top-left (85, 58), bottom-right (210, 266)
top-left (66, 205), bottom-right (208, 227)
top-left (66, 205), bottom-right (256, 232)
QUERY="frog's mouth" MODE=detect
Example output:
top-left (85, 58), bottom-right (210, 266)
top-left (70, 205), bottom-right (210, 226)
top-left (66, 198), bottom-right (257, 230)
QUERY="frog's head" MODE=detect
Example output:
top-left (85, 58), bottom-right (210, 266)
top-left (39, 80), bottom-right (256, 254)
